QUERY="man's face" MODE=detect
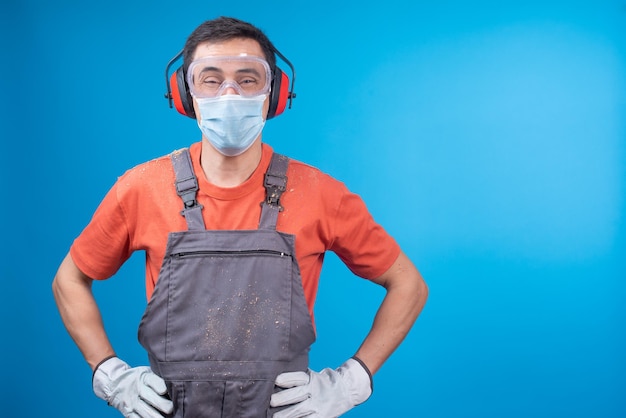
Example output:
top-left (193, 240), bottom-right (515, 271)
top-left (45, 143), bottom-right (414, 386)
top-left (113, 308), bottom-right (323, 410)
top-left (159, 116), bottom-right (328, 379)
top-left (190, 38), bottom-right (271, 120)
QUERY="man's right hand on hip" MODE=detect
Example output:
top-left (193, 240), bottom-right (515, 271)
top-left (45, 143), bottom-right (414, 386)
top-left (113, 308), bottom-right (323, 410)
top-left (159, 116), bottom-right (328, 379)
top-left (92, 357), bottom-right (173, 418)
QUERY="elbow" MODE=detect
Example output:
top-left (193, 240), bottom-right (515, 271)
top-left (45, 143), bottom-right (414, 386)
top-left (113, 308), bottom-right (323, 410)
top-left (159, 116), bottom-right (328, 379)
top-left (52, 253), bottom-right (93, 303)
top-left (52, 264), bottom-right (64, 300)
top-left (52, 267), bottom-right (67, 307)
top-left (51, 274), bottom-right (59, 297)
top-left (412, 269), bottom-right (429, 309)
top-left (417, 272), bottom-right (428, 299)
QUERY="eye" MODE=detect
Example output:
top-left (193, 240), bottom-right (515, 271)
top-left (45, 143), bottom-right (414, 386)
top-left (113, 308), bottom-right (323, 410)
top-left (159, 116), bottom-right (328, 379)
top-left (201, 77), bottom-right (222, 86)
top-left (239, 77), bottom-right (258, 85)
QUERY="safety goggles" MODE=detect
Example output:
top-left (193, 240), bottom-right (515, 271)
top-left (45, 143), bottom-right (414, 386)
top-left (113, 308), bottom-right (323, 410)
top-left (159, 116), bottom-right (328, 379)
top-left (187, 56), bottom-right (272, 98)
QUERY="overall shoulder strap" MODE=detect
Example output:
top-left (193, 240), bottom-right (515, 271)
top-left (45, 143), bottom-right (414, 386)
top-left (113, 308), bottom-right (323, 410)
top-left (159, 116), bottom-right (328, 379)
top-left (259, 153), bottom-right (289, 230)
top-left (171, 148), bottom-right (206, 231)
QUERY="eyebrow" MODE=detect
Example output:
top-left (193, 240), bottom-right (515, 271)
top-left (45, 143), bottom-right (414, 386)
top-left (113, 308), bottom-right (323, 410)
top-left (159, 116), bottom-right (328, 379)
top-left (198, 66), bottom-right (263, 77)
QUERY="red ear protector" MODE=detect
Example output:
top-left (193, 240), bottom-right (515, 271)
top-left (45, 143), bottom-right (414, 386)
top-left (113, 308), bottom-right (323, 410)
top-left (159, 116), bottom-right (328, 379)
top-left (164, 48), bottom-right (296, 120)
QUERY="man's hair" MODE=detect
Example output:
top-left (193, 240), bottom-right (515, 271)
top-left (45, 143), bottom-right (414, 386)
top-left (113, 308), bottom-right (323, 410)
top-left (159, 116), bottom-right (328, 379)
top-left (183, 16), bottom-right (277, 75)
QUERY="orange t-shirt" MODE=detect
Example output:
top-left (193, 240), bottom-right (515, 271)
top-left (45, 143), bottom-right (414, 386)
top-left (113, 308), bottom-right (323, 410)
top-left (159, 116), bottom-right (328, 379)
top-left (71, 142), bottom-right (400, 316)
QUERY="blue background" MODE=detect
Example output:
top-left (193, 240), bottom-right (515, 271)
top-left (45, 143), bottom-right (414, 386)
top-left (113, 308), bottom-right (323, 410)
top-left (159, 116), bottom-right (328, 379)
top-left (1, 1), bottom-right (624, 417)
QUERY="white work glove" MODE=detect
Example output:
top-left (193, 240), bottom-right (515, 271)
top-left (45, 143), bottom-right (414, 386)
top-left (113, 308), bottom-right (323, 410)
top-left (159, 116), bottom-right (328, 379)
top-left (270, 357), bottom-right (373, 418)
top-left (92, 356), bottom-right (174, 418)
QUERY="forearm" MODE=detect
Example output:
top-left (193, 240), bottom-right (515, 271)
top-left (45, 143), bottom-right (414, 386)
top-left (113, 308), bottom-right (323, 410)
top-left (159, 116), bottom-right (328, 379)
top-left (354, 251), bottom-right (428, 375)
top-left (52, 253), bottom-right (116, 371)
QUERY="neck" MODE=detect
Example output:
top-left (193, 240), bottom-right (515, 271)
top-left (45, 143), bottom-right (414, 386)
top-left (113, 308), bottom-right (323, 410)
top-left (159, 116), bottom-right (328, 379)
top-left (200, 138), bottom-right (263, 188)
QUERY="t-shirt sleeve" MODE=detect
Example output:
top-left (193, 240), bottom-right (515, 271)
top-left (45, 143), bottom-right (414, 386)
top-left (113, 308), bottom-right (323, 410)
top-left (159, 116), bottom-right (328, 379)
top-left (70, 180), bottom-right (132, 280)
top-left (329, 187), bottom-right (401, 280)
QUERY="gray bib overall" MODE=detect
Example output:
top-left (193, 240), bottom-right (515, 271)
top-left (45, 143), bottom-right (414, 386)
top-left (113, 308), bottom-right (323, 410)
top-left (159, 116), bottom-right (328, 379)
top-left (138, 149), bottom-right (316, 417)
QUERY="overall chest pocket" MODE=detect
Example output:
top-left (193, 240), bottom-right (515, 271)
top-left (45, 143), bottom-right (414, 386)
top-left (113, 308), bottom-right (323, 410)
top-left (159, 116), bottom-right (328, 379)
top-left (164, 249), bottom-right (294, 363)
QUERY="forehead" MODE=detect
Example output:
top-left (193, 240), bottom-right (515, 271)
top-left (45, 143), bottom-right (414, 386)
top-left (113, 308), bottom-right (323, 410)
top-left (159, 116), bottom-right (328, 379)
top-left (192, 38), bottom-right (266, 61)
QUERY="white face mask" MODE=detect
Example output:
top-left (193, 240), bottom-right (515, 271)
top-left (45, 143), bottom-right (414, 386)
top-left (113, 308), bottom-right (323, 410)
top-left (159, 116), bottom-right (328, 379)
top-left (196, 94), bottom-right (267, 157)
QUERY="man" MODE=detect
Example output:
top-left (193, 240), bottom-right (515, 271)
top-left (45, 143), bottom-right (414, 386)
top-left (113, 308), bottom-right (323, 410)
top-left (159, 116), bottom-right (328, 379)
top-left (52, 16), bottom-right (428, 418)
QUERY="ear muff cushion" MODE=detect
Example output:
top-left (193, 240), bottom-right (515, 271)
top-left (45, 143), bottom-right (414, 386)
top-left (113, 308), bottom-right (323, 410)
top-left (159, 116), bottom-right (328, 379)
top-left (268, 68), bottom-right (290, 119)
top-left (275, 71), bottom-right (290, 117)
top-left (171, 68), bottom-right (196, 119)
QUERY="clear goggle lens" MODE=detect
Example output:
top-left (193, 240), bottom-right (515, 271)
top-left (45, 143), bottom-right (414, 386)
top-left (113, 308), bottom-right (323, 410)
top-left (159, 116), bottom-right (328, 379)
top-left (187, 56), bottom-right (271, 98)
